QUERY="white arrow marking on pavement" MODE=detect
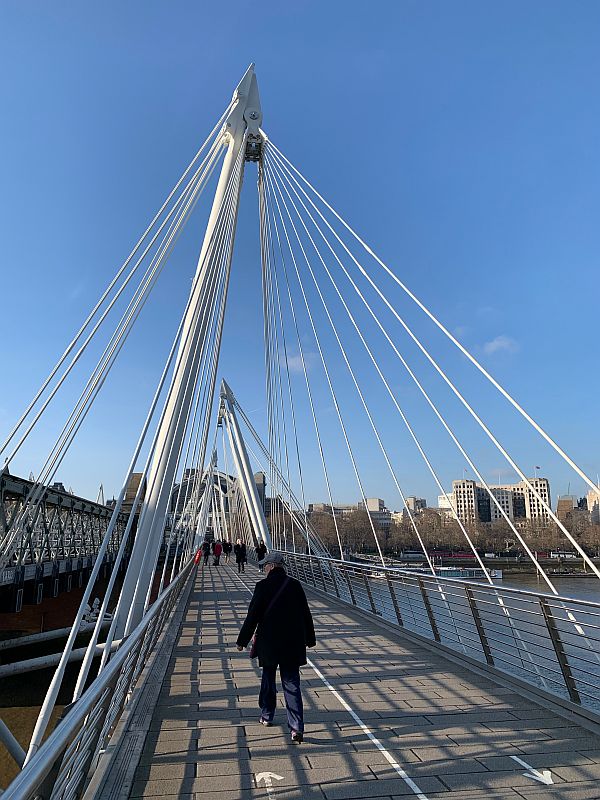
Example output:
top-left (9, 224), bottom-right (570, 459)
top-left (510, 756), bottom-right (554, 785)
top-left (256, 772), bottom-right (284, 795)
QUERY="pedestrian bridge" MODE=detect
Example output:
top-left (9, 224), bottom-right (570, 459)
top-left (18, 560), bottom-right (595, 800)
top-left (3, 64), bottom-right (600, 800)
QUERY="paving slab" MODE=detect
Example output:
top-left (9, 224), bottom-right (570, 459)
top-left (126, 564), bottom-right (600, 800)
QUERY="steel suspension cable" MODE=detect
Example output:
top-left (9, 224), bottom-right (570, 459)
top-left (1, 104), bottom-right (234, 461)
top-left (262, 174), bottom-right (342, 559)
top-left (260, 170), bottom-right (312, 554)
top-left (260, 170), bottom-right (295, 552)
top-left (264, 166), bottom-right (385, 565)
top-left (266, 137), bottom-right (600, 507)
top-left (265, 144), bottom-right (565, 591)
top-left (0, 141), bottom-right (226, 565)
top-left (265, 149), bottom-right (492, 578)
top-left (265, 155), bottom-right (568, 682)
top-left (266, 140), bottom-right (600, 582)
top-left (2, 132), bottom-right (228, 467)
top-left (27, 158), bottom-right (239, 757)
top-left (264, 157), bottom-right (439, 576)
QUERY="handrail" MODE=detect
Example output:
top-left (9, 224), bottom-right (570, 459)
top-left (2, 561), bottom-right (193, 800)
top-left (285, 551), bottom-right (600, 609)
top-left (279, 550), bottom-right (600, 716)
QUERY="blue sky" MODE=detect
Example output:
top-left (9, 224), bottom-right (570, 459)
top-left (1, 2), bottom-right (600, 509)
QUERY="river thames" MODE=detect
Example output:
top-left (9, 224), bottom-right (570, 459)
top-left (501, 573), bottom-right (600, 603)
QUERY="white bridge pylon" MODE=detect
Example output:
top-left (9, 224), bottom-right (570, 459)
top-left (219, 380), bottom-right (271, 550)
top-left (2, 63), bottom-right (600, 794)
top-left (114, 66), bottom-right (262, 639)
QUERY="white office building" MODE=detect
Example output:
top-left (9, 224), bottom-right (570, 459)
top-left (442, 477), bottom-right (550, 525)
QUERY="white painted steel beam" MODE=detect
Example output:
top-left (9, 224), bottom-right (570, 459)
top-left (221, 381), bottom-right (271, 548)
top-left (114, 67), bottom-right (263, 637)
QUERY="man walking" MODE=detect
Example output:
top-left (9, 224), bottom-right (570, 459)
top-left (255, 540), bottom-right (267, 570)
top-left (234, 539), bottom-right (247, 573)
top-left (223, 540), bottom-right (232, 563)
top-left (236, 552), bottom-right (316, 743)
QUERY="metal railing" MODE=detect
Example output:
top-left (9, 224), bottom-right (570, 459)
top-left (283, 552), bottom-right (600, 715)
top-left (2, 561), bottom-right (194, 800)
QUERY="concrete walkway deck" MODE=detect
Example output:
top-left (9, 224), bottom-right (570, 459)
top-left (126, 564), bottom-right (600, 800)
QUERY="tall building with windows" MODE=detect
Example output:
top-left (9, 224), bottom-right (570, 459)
top-left (489, 487), bottom-right (514, 522)
top-left (587, 489), bottom-right (600, 525)
top-left (357, 497), bottom-right (392, 530)
top-left (452, 480), bottom-right (480, 525)
top-left (446, 477), bottom-right (550, 526)
top-left (497, 478), bottom-right (551, 525)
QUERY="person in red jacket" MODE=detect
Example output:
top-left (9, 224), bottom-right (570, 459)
top-left (213, 540), bottom-right (223, 566)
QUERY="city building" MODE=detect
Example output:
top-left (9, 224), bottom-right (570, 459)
top-left (557, 495), bottom-right (577, 524)
top-left (405, 496), bottom-right (427, 514)
top-left (123, 472), bottom-right (145, 516)
top-left (444, 477), bottom-right (550, 526)
top-left (254, 472), bottom-right (266, 511)
top-left (437, 493), bottom-right (456, 520)
top-left (357, 497), bottom-right (392, 530)
top-left (307, 503), bottom-right (356, 517)
top-left (393, 497), bottom-right (428, 523)
top-left (587, 489), bottom-right (600, 525)
top-left (503, 478), bottom-right (552, 525)
top-left (489, 487), bottom-right (515, 522)
top-left (451, 480), bottom-right (480, 525)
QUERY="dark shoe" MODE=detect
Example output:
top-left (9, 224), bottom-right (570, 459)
top-left (259, 717), bottom-right (272, 727)
top-left (291, 730), bottom-right (303, 744)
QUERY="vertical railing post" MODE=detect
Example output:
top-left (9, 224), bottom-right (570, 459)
top-left (418, 578), bottom-right (441, 642)
top-left (466, 588), bottom-right (494, 665)
top-left (286, 554), bottom-right (296, 579)
top-left (386, 575), bottom-right (403, 627)
top-left (316, 559), bottom-right (328, 592)
top-left (344, 566), bottom-right (357, 607)
top-left (539, 597), bottom-right (581, 704)
top-left (363, 572), bottom-right (377, 614)
top-left (329, 563), bottom-right (341, 598)
top-left (307, 556), bottom-right (317, 588)
top-left (298, 557), bottom-right (307, 584)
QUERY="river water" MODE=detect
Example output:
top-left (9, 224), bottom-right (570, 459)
top-left (500, 573), bottom-right (600, 603)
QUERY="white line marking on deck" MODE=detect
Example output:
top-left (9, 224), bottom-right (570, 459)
top-left (232, 569), bottom-right (431, 800)
top-left (510, 755), bottom-right (554, 785)
top-left (256, 771), bottom-right (284, 795)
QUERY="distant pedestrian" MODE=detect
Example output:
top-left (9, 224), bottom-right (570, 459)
top-left (223, 540), bottom-right (232, 563)
top-left (213, 540), bottom-right (223, 566)
top-left (255, 541), bottom-right (267, 570)
top-left (202, 540), bottom-right (210, 566)
top-left (234, 539), bottom-right (247, 573)
top-left (236, 552), bottom-right (315, 743)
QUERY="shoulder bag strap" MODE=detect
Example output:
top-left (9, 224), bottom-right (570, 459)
top-left (261, 576), bottom-right (291, 621)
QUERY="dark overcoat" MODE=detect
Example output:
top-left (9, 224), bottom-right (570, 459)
top-left (237, 568), bottom-right (316, 668)
top-left (234, 543), bottom-right (247, 563)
